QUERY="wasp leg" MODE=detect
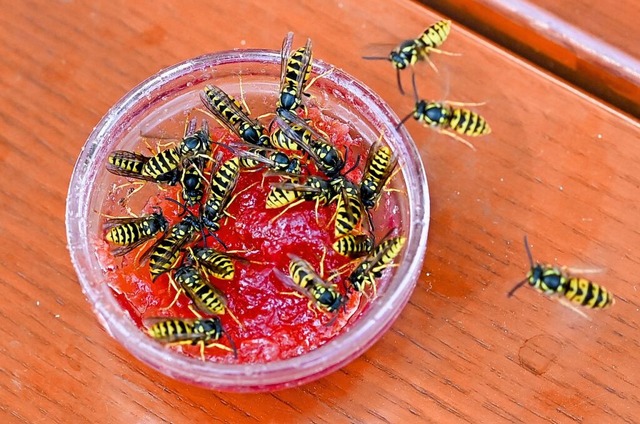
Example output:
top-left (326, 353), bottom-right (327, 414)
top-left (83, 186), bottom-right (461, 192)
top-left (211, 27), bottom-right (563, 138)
top-left (437, 129), bottom-right (477, 151)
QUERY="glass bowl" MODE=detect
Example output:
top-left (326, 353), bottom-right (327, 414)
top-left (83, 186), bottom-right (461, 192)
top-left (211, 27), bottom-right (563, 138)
top-left (66, 48), bottom-right (430, 392)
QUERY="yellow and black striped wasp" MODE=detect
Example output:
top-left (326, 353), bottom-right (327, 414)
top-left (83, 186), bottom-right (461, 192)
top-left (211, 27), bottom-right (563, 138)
top-left (274, 253), bottom-right (344, 314)
top-left (363, 19), bottom-right (454, 95)
top-left (265, 175), bottom-right (339, 224)
top-left (332, 177), bottom-right (365, 237)
top-left (103, 208), bottom-right (169, 256)
top-left (176, 118), bottom-right (213, 159)
top-left (508, 236), bottom-right (615, 310)
top-left (201, 157), bottom-right (241, 237)
top-left (146, 316), bottom-right (237, 360)
top-left (188, 246), bottom-right (237, 281)
top-left (398, 76), bottom-right (491, 151)
top-left (349, 233), bottom-right (406, 296)
top-left (274, 108), bottom-right (345, 178)
top-left (200, 84), bottom-right (270, 147)
top-left (145, 209), bottom-right (202, 281)
top-left (173, 263), bottom-right (242, 327)
top-left (360, 141), bottom-right (398, 210)
top-left (107, 150), bottom-right (181, 185)
top-left (332, 233), bottom-right (374, 258)
top-left (277, 32), bottom-right (313, 113)
top-left (107, 118), bottom-right (211, 185)
top-left (230, 143), bottom-right (303, 176)
top-left (179, 157), bottom-right (208, 206)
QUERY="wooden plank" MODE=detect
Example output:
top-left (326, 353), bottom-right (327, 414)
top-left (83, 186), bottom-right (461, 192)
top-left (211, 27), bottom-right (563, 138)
top-left (421, 0), bottom-right (640, 118)
top-left (0, 0), bottom-right (639, 422)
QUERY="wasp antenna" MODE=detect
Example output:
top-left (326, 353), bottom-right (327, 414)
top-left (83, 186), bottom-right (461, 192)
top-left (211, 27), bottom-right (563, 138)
top-left (507, 278), bottom-right (529, 298)
top-left (380, 227), bottom-right (396, 243)
top-left (165, 197), bottom-right (189, 216)
top-left (396, 68), bottom-right (405, 96)
top-left (211, 231), bottom-right (228, 251)
top-left (410, 69), bottom-right (420, 103)
top-left (523, 235), bottom-right (535, 269)
top-left (223, 327), bottom-right (239, 359)
top-left (342, 151), bottom-right (361, 176)
top-left (361, 55), bottom-right (388, 61)
top-left (396, 111), bottom-right (414, 130)
top-left (366, 209), bottom-right (376, 233)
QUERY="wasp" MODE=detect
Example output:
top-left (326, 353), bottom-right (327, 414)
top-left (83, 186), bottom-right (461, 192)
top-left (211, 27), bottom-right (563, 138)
top-left (278, 32), bottom-right (313, 112)
top-left (359, 140), bottom-right (398, 230)
top-left (360, 141), bottom-right (398, 210)
top-left (107, 120), bottom-right (211, 185)
top-left (333, 178), bottom-right (364, 236)
top-left (103, 209), bottom-right (169, 256)
top-left (200, 157), bottom-right (241, 235)
top-left (146, 214), bottom-right (201, 280)
top-left (332, 233), bottom-right (374, 258)
top-left (107, 150), bottom-right (180, 185)
top-left (275, 254), bottom-right (344, 314)
top-left (269, 117), bottom-right (309, 151)
top-left (180, 158), bottom-right (207, 206)
top-left (173, 264), bottom-right (242, 327)
top-left (398, 97), bottom-right (491, 151)
top-left (144, 118), bottom-right (211, 179)
top-left (508, 236), bottom-right (614, 309)
top-left (200, 84), bottom-right (270, 147)
top-left (189, 247), bottom-right (236, 281)
top-left (176, 118), bottom-right (212, 159)
top-left (274, 108), bottom-right (345, 177)
top-left (235, 145), bottom-right (303, 176)
top-left (265, 175), bottom-right (338, 224)
top-left (349, 234), bottom-right (406, 295)
top-left (146, 317), bottom-right (236, 360)
top-left (363, 20), bottom-right (454, 95)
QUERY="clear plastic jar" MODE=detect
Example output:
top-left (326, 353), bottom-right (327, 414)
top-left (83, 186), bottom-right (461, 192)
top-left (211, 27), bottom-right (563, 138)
top-left (66, 49), bottom-right (430, 391)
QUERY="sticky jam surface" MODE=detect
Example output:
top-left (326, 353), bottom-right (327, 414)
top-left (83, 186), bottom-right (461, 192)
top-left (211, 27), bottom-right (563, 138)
top-left (98, 105), bottom-right (403, 364)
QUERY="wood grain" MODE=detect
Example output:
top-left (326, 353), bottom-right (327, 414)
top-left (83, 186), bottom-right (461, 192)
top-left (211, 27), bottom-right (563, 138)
top-left (1, 0), bottom-right (639, 422)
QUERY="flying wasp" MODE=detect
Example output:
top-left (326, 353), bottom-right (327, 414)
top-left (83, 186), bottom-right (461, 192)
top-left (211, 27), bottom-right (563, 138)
top-left (103, 209), bottom-right (169, 256)
top-left (146, 316), bottom-right (236, 360)
top-left (278, 32), bottom-right (313, 112)
top-left (349, 234), bottom-right (406, 296)
top-left (363, 19), bottom-right (455, 95)
top-left (508, 236), bottom-right (615, 310)
top-left (200, 84), bottom-right (270, 147)
top-left (274, 253), bottom-right (344, 314)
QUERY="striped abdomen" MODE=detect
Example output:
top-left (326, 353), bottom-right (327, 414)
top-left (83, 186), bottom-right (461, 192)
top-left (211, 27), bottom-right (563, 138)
top-left (564, 277), bottom-right (614, 308)
top-left (448, 107), bottom-right (491, 136)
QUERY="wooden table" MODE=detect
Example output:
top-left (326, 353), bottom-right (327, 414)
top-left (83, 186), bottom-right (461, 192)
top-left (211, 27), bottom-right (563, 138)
top-left (2, 0), bottom-right (639, 422)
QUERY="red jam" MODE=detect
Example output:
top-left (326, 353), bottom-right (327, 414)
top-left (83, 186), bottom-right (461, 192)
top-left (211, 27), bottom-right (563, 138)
top-left (98, 104), bottom-right (402, 364)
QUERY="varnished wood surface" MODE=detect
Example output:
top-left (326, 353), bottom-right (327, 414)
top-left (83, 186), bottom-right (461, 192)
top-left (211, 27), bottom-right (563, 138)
top-left (421, 0), bottom-right (640, 118)
top-left (2, 0), bottom-right (640, 422)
